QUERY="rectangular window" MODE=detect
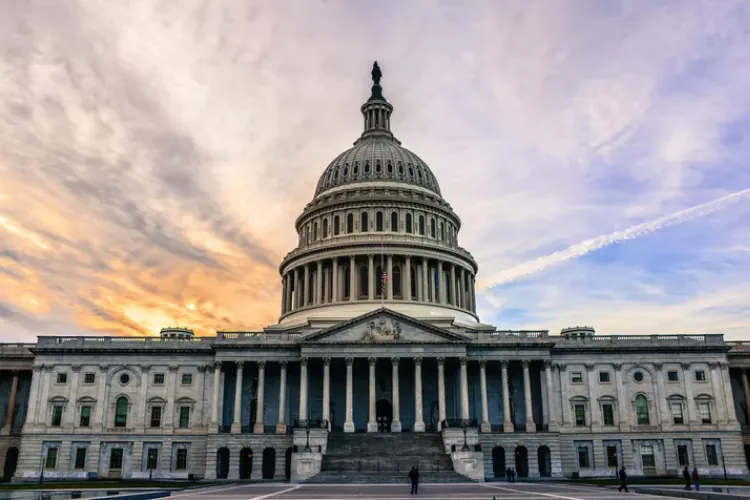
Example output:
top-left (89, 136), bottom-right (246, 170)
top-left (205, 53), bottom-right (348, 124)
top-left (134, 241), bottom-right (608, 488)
top-left (74, 448), bottom-right (87, 469)
top-left (83, 373), bottom-right (96, 384)
top-left (577, 446), bottom-right (590, 468)
top-left (574, 404), bottom-right (586, 426)
top-left (153, 373), bottom-right (165, 385)
top-left (179, 407), bottom-right (190, 429)
top-left (602, 404), bottom-right (615, 426)
top-left (671, 402), bottom-right (684, 424)
top-left (51, 405), bottom-right (64, 427)
top-left (599, 372), bottom-right (611, 383)
top-left (678, 444), bottom-right (690, 466)
top-left (176, 449), bottom-right (188, 470)
top-left (695, 370), bottom-right (706, 382)
top-left (571, 372), bottom-right (583, 383)
top-left (150, 406), bottom-right (162, 428)
top-left (45, 447), bottom-right (58, 469)
top-left (56, 373), bottom-right (67, 384)
top-left (606, 445), bottom-right (619, 467)
top-left (698, 402), bottom-right (712, 424)
top-left (80, 405), bottom-right (91, 427)
top-left (181, 373), bottom-right (193, 386)
top-left (705, 444), bottom-right (719, 466)
top-left (642, 445), bottom-right (655, 467)
top-left (667, 371), bottom-right (679, 382)
top-left (146, 448), bottom-right (159, 470)
top-left (109, 448), bottom-right (124, 470)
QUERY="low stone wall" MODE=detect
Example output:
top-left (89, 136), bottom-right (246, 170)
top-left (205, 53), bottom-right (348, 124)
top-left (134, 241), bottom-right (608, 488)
top-left (450, 451), bottom-right (484, 481)
top-left (90, 492), bottom-right (171, 500)
top-left (290, 452), bottom-right (322, 482)
top-left (634, 487), bottom-right (750, 500)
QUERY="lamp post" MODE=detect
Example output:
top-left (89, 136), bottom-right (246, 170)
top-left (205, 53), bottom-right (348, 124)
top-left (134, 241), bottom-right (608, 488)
top-left (722, 452), bottom-right (728, 480)
top-left (39, 449), bottom-right (47, 485)
top-left (461, 421), bottom-right (470, 452)
top-left (304, 421), bottom-right (312, 452)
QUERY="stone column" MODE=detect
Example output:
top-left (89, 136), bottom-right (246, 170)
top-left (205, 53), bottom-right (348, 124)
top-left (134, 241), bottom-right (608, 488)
top-left (332, 258), bottom-right (339, 303)
top-left (386, 254), bottom-right (393, 300)
top-left (437, 357), bottom-right (446, 430)
top-left (586, 364), bottom-right (599, 430)
top-left (349, 255), bottom-right (356, 302)
top-left (682, 362), bottom-right (697, 425)
top-left (613, 364), bottom-right (628, 431)
top-left (437, 261), bottom-right (445, 304)
top-left (545, 361), bottom-right (558, 431)
top-left (422, 259), bottom-right (429, 302)
top-left (281, 276), bottom-right (287, 314)
top-left (164, 366), bottom-right (177, 431)
top-left (654, 363), bottom-right (667, 427)
top-left (344, 358), bottom-right (355, 433)
top-left (322, 358), bottom-right (331, 430)
top-left (523, 360), bottom-right (535, 432)
top-left (24, 366), bottom-right (42, 429)
top-left (299, 358), bottom-right (309, 424)
top-left (277, 361), bottom-right (288, 433)
top-left (303, 264), bottom-right (310, 307)
top-left (709, 363), bottom-right (727, 424)
top-left (322, 265), bottom-right (329, 305)
top-left (391, 358), bottom-right (402, 432)
top-left (721, 363), bottom-right (738, 424)
top-left (368, 358), bottom-right (378, 432)
top-left (210, 362), bottom-right (222, 431)
top-left (404, 256), bottom-right (412, 300)
top-left (459, 357), bottom-right (470, 422)
top-left (470, 275), bottom-right (476, 312)
top-left (413, 358), bottom-right (425, 432)
top-left (316, 261), bottom-right (323, 305)
top-left (742, 370), bottom-right (750, 426)
top-left (3, 370), bottom-right (20, 431)
top-left (501, 361), bottom-right (513, 432)
top-left (294, 268), bottom-right (301, 309)
top-left (368, 254), bottom-right (375, 300)
top-left (231, 362), bottom-right (244, 433)
top-left (479, 361), bottom-right (490, 432)
top-left (253, 361), bottom-right (266, 433)
top-left (450, 264), bottom-right (457, 306)
top-left (456, 268), bottom-right (463, 308)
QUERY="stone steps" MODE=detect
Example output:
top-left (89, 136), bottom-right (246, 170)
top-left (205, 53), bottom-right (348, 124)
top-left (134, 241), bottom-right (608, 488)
top-left (305, 470), bottom-right (472, 484)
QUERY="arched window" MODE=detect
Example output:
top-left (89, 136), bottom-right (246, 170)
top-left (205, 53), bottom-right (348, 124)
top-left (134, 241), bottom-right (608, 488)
top-left (359, 266), bottom-right (369, 298)
top-left (390, 212), bottom-right (398, 232)
top-left (430, 219), bottom-right (436, 238)
top-left (418, 215), bottom-right (425, 235)
top-left (405, 213), bottom-right (413, 233)
top-left (376, 212), bottom-right (384, 232)
top-left (410, 265), bottom-right (417, 299)
top-left (439, 221), bottom-right (444, 241)
top-left (347, 214), bottom-right (354, 234)
top-left (313, 222), bottom-right (318, 241)
top-left (333, 216), bottom-right (340, 236)
top-left (392, 266), bottom-right (401, 298)
top-left (114, 397), bottom-right (128, 427)
top-left (635, 395), bottom-right (649, 425)
top-left (343, 266), bottom-right (351, 299)
top-left (323, 219), bottom-right (328, 238)
top-left (375, 265), bottom-right (384, 299)
top-left (361, 212), bottom-right (369, 232)
top-left (306, 224), bottom-right (311, 243)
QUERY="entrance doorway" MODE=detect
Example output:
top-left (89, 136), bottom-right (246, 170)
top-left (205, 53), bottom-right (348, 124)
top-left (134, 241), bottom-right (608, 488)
top-left (262, 448), bottom-right (276, 479)
top-left (3, 447), bottom-right (19, 481)
top-left (239, 447), bottom-right (253, 479)
top-left (216, 448), bottom-right (229, 479)
top-left (515, 446), bottom-right (529, 478)
top-left (285, 448), bottom-right (293, 480)
top-left (492, 447), bottom-right (506, 478)
top-left (538, 446), bottom-right (551, 477)
top-left (376, 399), bottom-right (392, 432)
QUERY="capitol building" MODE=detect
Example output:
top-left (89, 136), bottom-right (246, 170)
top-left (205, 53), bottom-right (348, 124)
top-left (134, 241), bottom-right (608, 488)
top-left (2, 64), bottom-right (750, 483)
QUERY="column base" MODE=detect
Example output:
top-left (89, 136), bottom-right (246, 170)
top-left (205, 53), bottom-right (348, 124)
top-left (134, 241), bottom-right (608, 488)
top-left (253, 422), bottom-right (265, 434)
top-left (480, 421), bottom-right (491, 433)
top-left (548, 422), bottom-right (559, 432)
top-left (344, 421), bottom-right (355, 433)
top-left (391, 421), bottom-right (402, 433)
top-left (0, 426), bottom-right (10, 436)
top-left (413, 421), bottom-right (425, 432)
top-left (503, 422), bottom-right (514, 433)
top-left (367, 422), bottom-right (378, 433)
top-left (525, 422), bottom-right (536, 433)
top-left (208, 422), bottom-right (219, 433)
top-left (230, 423), bottom-right (242, 434)
top-left (276, 423), bottom-right (287, 434)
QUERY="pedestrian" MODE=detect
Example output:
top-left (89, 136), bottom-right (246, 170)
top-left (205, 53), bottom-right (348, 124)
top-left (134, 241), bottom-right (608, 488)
top-left (618, 467), bottom-right (629, 492)
top-left (692, 467), bottom-right (700, 491)
top-left (506, 467), bottom-right (511, 482)
top-left (683, 466), bottom-right (691, 490)
top-left (511, 468), bottom-right (516, 483)
top-left (408, 465), bottom-right (419, 495)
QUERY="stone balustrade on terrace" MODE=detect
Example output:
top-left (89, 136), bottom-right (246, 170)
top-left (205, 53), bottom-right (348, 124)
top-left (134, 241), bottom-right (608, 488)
top-left (553, 333), bottom-right (725, 348)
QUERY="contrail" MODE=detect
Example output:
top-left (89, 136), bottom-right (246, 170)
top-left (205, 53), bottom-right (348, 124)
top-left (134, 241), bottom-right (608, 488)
top-left (478, 187), bottom-right (750, 291)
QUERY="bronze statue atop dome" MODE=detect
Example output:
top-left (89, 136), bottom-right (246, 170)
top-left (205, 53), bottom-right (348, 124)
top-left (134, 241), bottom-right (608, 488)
top-left (371, 61), bottom-right (382, 85)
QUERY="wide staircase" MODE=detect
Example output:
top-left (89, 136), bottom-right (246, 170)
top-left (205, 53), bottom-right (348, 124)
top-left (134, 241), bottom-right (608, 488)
top-left (305, 433), bottom-right (472, 483)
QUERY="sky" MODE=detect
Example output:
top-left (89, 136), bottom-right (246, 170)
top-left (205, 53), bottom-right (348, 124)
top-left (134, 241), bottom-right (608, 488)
top-left (1, 0), bottom-right (750, 341)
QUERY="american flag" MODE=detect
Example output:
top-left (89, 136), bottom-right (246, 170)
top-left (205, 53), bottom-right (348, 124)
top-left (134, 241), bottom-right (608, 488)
top-left (381, 271), bottom-right (387, 296)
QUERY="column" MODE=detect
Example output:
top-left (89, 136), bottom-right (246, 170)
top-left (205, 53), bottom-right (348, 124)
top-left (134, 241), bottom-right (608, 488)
top-left (164, 366), bottom-right (177, 431)
top-left (437, 261), bottom-right (445, 304)
top-left (24, 366), bottom-right (42, 429)
top-left (450, 264), bottom-right (457, 306)
top-left (404, 256), bottom-right (412, 301)
top-left (742, 370), bottom-right (750, 426)
top-left (523, 360), bottom-right (535, 432)
top-left (344, 358), bottom-right (355, 432)
top-left (253, 361), bottom-right (266, 433)
top-left (654, 363), bottom-right (667, 427)
top-left (614, 364), bottom-right (629, 431)
top-left (322, 358), bottom-right (331, 430)
top-left (2, 370), bottom-right (20, 432)
top-left (280, 277), bottom-right (287, 314)
top-left (501, 361), bottom-right (513, 432)
top-left (367, 358), bottom-right (378, 432)
top-left (585, 364), bottom-right (599, 430)
top-left (709, 363), bottom-right (727, 424)
top-left (349, 255), bottom-right (356, 302)
top-left (391, 358), bottom-right (402, 432)
top-left (459, 357), bottom-right (470, 422)
top-left (277, 361), bottom-right (288, 433)
top-left (721, 363), bottom-right (738, 424)
top-left (298, 358), bottom-right (308, 424)
top-left (413, 358), bottom-right (425, 432)
top-left (303, 264), bottom-right (310, 307)
top-left (316, 261), bottom-right (323, 305)
top-left (231, 362), bottom-right (243, 433)
top-left (331, 258), bottom-right (339, 303)
top-left (422, 259), bottom-right (429, 302)
top-left (479, 361), bottom-right (490, 432)
top-left (437, 357), bottom-right (446, 430)
top-left (386, 254), bottom-right (393, 300)
top-left (545, 362), bottom-right (558, 431)
top-left (368, 254), bottom-right (375, 300)
top-left (210, 362), bottom-right (221, 431)
top-left (456, 268), bottom-right (464, 308)
top-left (682, 362), bottom-right (697, 425)
top-left (470, 275), bottom-right (476, 312)
top-left (294, 268), bottom-right (301, 309)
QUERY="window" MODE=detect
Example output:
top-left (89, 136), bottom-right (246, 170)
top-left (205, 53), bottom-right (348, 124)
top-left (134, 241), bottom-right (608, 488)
top-left (606, 446), bottom-right (619, 467)
top-left (599, 372), bottom-right (611, 383)
top-left (45, 447), bottom-right (58, 469)
top-left (181, 373), bottom-right (193, 386)
top-left (705, 444), bottom-right (719, 466)
top-left (577, 446), bottom-right (590, 468)
top-left (109, 448), bottom-right (124, 470)
top-left (430, 218), bottom-right (436, 238)
top-left (347, 213), bottom-right (354, 233)
top-left (80, 405), bottom-right (91, 427)
top-left (439, 221), bottom-right (444, 240)
top-left (390, 212), bottom-right (398, 232)
top-left (74, 447), bottom-right (87, 469)
top-left (635, 395), bottom-right (650, 425)
top-left (633, 371), bottom-right (644, 383)
top-left (51, 405), bottom-right (64, 427)
top-left (571, 372), bottom-right (583, 383)
top-left (698, 402), bottom-right (712, 424)
top-left (677, 444), bottom-right (690, 466)
top-left (119, 373), bottom-right (130, 385)
top-left (146, 448), bottom-right (159, 470)
top-left (322, 219), bottom-right (328, 238)
top-left (360, 212), bottom-right (369, 232)
top-left (56, 373), bottom-right (67, 384)
top-left (574, 404), bottom-right (586, 426)
top-left (667, 371), bottom-right (679, 382)
top-left (695, 370), bottom-right (706, 382)
top-left (641, 445), bottom-right (655, 467)
top-left (313, 221), bottom-right (318, 241)
top-left (405, 213), bottom-right (412, 233)
top-left (150, 406), bottom-right (162, 428)
top-left (602, 404), bottom-right (615, 426)
top-left (375, 211), bottom-right (383, 231)
top-left (179, 407), bottom-right (190, 429)
top-left (333, 215), bottom-right (340, 236)
top-left (114, 397), bottom-right (128, 427)
top-left (153, 373), bottom-right (165, 385)
top-left (84, 373), bottom-right (96, 384)
top-left (176, 449), bottom-right (188, 470)
top-left (418, 215), bottom-right (425, 235)
top-left (671, 402), bottom-right (684, 424)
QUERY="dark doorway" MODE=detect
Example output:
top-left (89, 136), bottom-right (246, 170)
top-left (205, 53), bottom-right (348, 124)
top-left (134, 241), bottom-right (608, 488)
top-left (515, 446), bottom-right (529, 478)
top-left (262, 448), bottom-right (276, 479)
top-left (285, 447), bottom-right (293, 480)
top-left (538, 446), bottom-right (551, 477)
top-left (745, 445), bottom-right (750, 472)
top-left (3, 447), bottom-right (19, 481)
top-left (492, 446), bottom-right (506, 478)
top-left (216, 448), bottom-right (229, 479)
top-left (239, 447), bottom-right (253, 479)
top-left (376, 399), bottom-right (392, 432)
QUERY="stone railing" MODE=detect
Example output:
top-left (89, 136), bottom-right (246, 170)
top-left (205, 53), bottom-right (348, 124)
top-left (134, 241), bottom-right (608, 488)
top-left (36, 336), bottom-right (215, 348)
top-left (554, 334), bottom-right (725, 347)
top-left (480, 330), bottom-right (549, 340)
top-left (728, 341), bottom-right (750, 352)
top-left (216, 332), bottom-right (303, 342)
top-left (0, 343), bottom-right (35, 355)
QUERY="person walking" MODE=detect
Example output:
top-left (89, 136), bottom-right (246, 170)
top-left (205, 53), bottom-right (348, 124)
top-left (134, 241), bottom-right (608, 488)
top-left (506, 467), bottom-right (511, 482)
top-left (618, 467), bottom-right (629, 492)
top-left (409, 465), bottom-right (419, 495)
top-left (692, 467), bottom-right (700, 491)
top-left (511, 468), bottom-right (516, 483)
top-left (683, 466), bottom-right (691, 490)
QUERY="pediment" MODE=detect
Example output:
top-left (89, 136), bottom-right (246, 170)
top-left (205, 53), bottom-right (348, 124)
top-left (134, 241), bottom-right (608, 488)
top-left (300, 308), bottom-right (470, 344)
